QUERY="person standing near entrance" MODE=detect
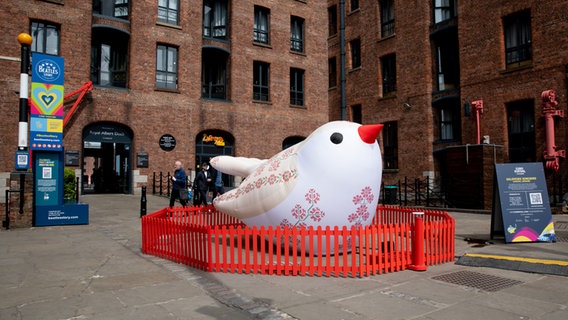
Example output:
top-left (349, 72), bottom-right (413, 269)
top-left (169, 160), bottom-right (188, 207)
top-left (193, 162), bottom-right (211, 206)
top-left (211, 170), bottom-right (224, 202)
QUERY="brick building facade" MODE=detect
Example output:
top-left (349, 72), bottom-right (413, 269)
top-left (0, 0), bottom-right (328, 217)
top-left (328, 0), bottom-right (568, 208)
top-left (2, 0), bottom-right (568, 223)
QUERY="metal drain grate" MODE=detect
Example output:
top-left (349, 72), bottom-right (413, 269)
top-left (555, 222), bottom-right (568, 242)
top-left (432, 270), bottom-right (523, 292)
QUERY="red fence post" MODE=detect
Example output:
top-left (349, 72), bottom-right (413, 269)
top-left (408, 212), bottom-right (427, 271)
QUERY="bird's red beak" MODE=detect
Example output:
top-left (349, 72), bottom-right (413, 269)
top-left (358, 124), bottom-right (383, 144)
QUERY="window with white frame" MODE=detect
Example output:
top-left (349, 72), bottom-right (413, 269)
top-left (156, 44), bottom-right (178, 90)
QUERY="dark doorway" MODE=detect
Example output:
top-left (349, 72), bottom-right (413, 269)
top-left (507, 100), bottom-right (535, 162)
top-left (196, 130), bottom-right (234, 187)
top-left (82, 122), bottom-right (133, 194)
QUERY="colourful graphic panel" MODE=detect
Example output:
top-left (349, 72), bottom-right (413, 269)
top-left (30, 83), bottom-right (64, 116)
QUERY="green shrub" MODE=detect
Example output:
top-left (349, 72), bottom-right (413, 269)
top-left (64, 168), bottom-right (76, 200)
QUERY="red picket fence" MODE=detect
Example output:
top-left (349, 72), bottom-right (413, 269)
top-left (141, 205), bottom-right (455, 277)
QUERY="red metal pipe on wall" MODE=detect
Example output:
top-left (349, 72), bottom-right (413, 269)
top-left (541, 90), bottom-right (565, 172)
top-left (471, 100), bottom-right (484, 144)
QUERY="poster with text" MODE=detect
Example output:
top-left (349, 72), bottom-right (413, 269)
top-left (492, 163), bottom-right (556, 242)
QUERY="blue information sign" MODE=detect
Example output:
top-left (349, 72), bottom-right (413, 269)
top-left (31, 53), bottom-right (64, 85)
top-left (15, 150), bottom-right (29, 170)
top-left (35, 152), bottom-right (62, 206)
top-left (35, 204), bottom-right (89, 226)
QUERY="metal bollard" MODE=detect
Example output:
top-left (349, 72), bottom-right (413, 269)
top-left (408, 212), bottom-right (427, 271)
top-left (140, 186), bottom-right (147, 217)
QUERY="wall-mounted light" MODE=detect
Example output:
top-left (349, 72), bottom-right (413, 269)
top-left (403, 102), bottom-right (412, 110)
top-left (464, 102), bottom-right (471, 117)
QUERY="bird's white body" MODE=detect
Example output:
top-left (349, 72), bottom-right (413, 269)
top-left (211, 121), bottom-right (383, 234)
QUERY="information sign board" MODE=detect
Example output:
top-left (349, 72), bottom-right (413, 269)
top-left (491, 163), bottom-right (556, 242)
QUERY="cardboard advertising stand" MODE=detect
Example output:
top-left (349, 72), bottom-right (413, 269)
top-left (491, 163), bottom-right (556, 242)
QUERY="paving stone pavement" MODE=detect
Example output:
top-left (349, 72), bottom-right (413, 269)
top-left (1, 194), bottom-right (567, 320)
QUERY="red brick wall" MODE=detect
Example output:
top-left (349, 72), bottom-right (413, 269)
top-left (0, 0), bottom-right (329, 196)
top-left (328, 0), bottom-right (568, 192)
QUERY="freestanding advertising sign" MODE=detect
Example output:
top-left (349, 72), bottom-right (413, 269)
top-left (31, 53), bottom-right (88, 226)
top-left (491, 163), bottom-right (556, 242)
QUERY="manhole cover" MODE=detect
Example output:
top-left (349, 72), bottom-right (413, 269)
top-left (555, 222), bottom-right (568, 242)
top-left (432, 270), bottom-right (523, 292)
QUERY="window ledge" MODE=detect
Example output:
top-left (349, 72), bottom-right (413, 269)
top-left (92, 84), bottom-right (130, 92)
top-left (501, 62), bottom-right (533, 74)
top-left (253, 99), bottom-right (272, 105)
top-left (379, 92), bottom-right (397, 100)
top-left (156, 21), bottom-right (182, 30)
top-left (290, 50), bottom-right (306, 56)
top-left (253, 42), bottom-right (272, 49)
top-left (348, 66), bottom-right (362, 73)
top-left (41, 0), bottom-right (64, 5)
top-left (154, 87), bottom-right (180, 93)
top-left (201, 97), bottom-right (232, 104)
top-left (377, 33), bottom-right (395, 43)
top-left (347, 9), bottom-right (361, 16)
top-left (383, 169), bottom-right (400, 174)
top-left (290, 104), bottom-right (307, 109)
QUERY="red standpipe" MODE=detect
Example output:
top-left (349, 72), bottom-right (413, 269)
top-left (541, 90), bottom-right (565, 172)
top-left (408, 212), bottom-right (427, 271)
top-left (471, 100), bottom-right (484, 144)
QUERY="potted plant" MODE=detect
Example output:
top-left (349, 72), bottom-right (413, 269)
top-left (64, 168), bottom-right (77, 204)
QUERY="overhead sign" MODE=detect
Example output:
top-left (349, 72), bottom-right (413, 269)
top-left (83, 123), bottom-right (132, 143)
top-left (30, 53), bottom-right (64, 151)
top-left (491, 163), bottom-right (556, 242)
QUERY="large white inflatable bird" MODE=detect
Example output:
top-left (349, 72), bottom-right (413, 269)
top-left (210, 121), bottom-right (383, 230)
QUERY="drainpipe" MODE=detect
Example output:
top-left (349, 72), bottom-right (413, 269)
top-left (471, 100), bottom-right (483, 144)
top-left (339, 0), bottom-right (346, 120)
top-left (541, 90), bottom-right (565, 172)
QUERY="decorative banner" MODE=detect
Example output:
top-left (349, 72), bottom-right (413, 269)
top-left (29, 115), bottom-right (62, 150)
top-left (31, 53), bottom-right (64, 85)
top-left (30, 53), bottom-right (64, 151)
top-left (30, 83), bottom-right (64, 116)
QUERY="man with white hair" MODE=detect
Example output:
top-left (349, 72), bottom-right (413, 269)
top-left (169, 160), bottom-right (188, 207)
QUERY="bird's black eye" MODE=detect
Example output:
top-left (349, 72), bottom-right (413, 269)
top-left (330, 132), bottom-right (343, 144)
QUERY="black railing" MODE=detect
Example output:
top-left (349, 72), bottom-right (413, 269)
top-left (381, 176), bottom-right (452, 208)
top-left (152, 171), bottom-right (192, 197)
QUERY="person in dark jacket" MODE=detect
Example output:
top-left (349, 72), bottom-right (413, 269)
top-left (169, 160), bottom-right (188, 207)
top-left (193, 162), bottom-right (211, 206)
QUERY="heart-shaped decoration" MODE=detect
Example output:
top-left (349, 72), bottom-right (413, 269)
top-left (39, 92), bottom-right (56, 107)
top-left (31, 83), bottom-right (64, 116)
